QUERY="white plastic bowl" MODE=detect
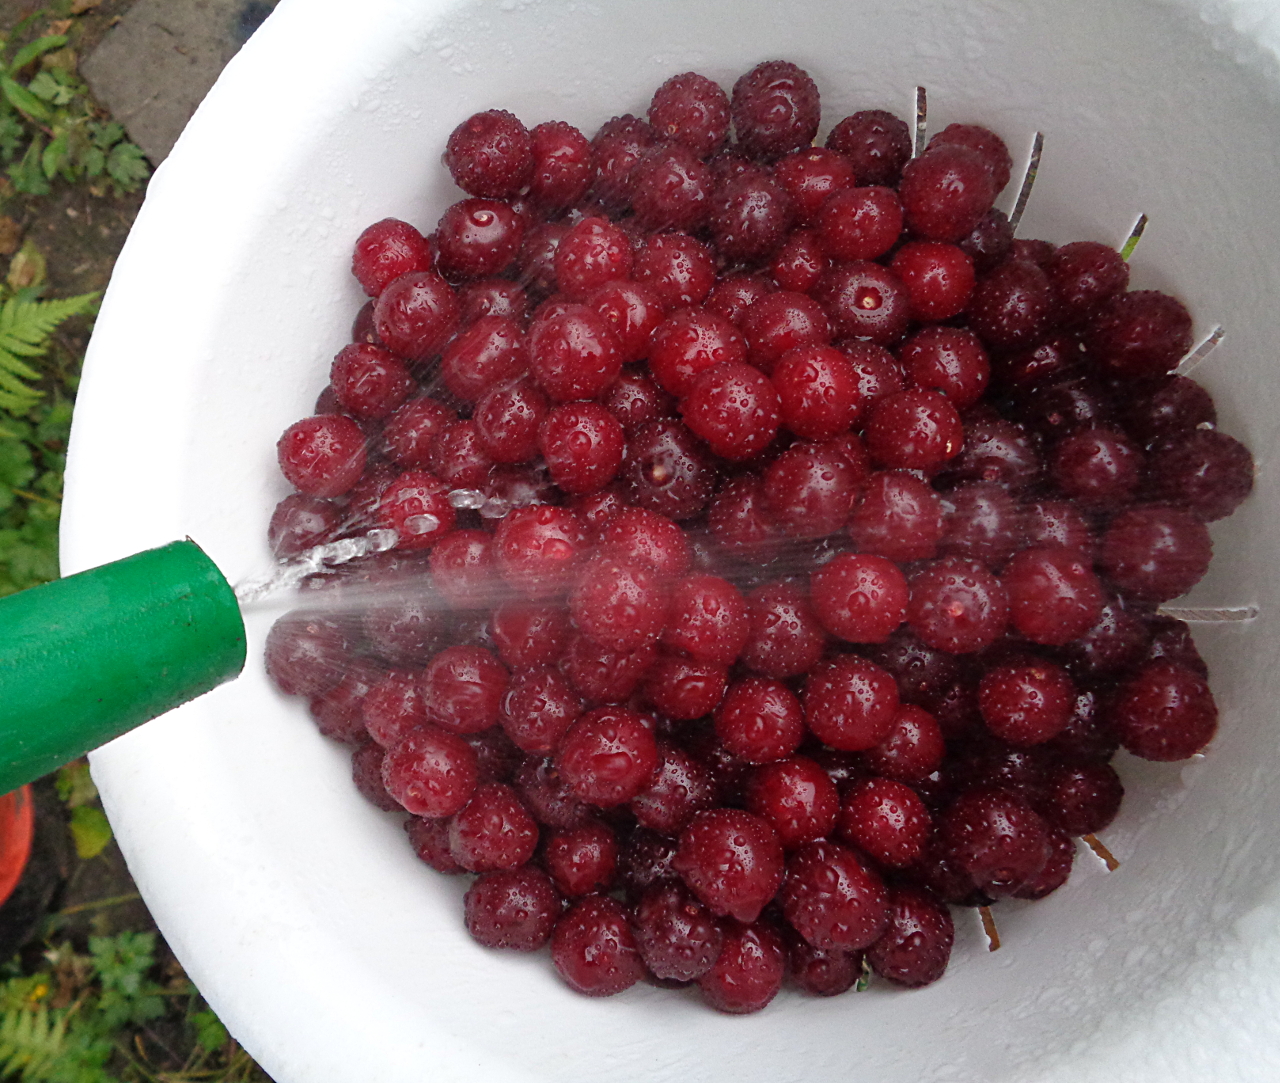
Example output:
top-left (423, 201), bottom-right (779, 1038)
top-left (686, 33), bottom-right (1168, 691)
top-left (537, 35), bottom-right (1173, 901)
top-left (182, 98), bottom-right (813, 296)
top-left (60, 0), bottom-right (1280, 1079)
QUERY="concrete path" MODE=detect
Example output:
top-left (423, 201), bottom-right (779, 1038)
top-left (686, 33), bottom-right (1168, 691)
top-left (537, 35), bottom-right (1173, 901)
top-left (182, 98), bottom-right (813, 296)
top-left (81, 0), bottom-right (277, 164)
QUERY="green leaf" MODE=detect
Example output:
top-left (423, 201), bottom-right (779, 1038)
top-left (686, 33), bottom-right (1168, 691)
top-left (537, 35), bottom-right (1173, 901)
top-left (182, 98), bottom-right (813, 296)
top-left (0, 349), bottom-right (38, 378)
top-left (39, 131), bottom-right (65, 180)
top-left (87, 932), bottom-right (166, 1031)
top-left (8, 137), bottom-right (48, 196)
top-left (0, 463), bottom-right (30, 512)
top-left (5, 15), bottom-right (43, 47)
top-left (31, 468), bottom-right (59, 502)
top-left (1120, 215), bottom-right (1147, 262)
top-left (21, 491), bottom-right (57, 525)
top-left (0, 362), bottom-right (40, 402)
top-left (8, 35), bottom-right (68, 75)
top-left (45, 1032), bottom-right (114, 1083)
top-left (191, 1009), bottom-right (229, 1053)
top-left (89, 932), bottom-right (154, 989)
top-left (60, 125), bottom-right (90, 176)
top-left (26, 72), bottom-right (72, 106)
top-left (78, 145), bottom-right (102, 178)
top-left (88, 943), bottom-right (144, 1005)
top-left (34, 398), bottom-right (71, 450)
top-left (0, 292), bottom-right (99, 360)
top-left (0, 366), bottom-right (42, 416)
top-left (0, 521), bottom-right (59, 596)
top-left (0, 1003), bottom-right (70, 1082)
top-left (0, 416), bottom-right (31, 442)
top-left (0, 976), bottom-right (51, 1016)
top-left (94, 986), bottom-right (164, 1032)
top-left (68, 806), bottom-right (111, 860)
top-left (104, 142), bottom-right (147, 191)
top-left (0, 115), bottom-right (23, 162)
top-left (54, 761), bottom-right (96, 808)
top-left (0, 976), bottom-right (44, 1014)
top-left (0, 77), bottom-right (51, 124)
top-left (86, 121), bottom-right (122, 150)
top-left (0, 433), bottom-right (34, 513)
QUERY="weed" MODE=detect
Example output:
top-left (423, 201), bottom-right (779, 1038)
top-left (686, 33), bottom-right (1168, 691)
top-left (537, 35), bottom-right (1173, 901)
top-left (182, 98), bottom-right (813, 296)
top-left (0, 16), bottom-right (148, 198)
top-left (0, 289), bottom-right (98, 416)
top-left (0, 933), bottom-right (270, 1082)
top-left (0, 273), bottom-right (97, 597)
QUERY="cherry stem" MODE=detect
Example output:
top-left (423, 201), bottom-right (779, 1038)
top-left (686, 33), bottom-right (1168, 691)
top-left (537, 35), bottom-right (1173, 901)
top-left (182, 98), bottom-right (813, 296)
top-left (1175, 325), bottom-right (1225, 376)
top-left (979, 905), bottom-right (1001, 951)
top-left (912, 86), bottom-right (927, 158)
top-left (855, 955), bottom-right (873, 992)
top-left (1158, 604), bottom-right (1257, 622)
top-left (1007, 131), bottom-right (1043, 232)
top-left (1119, 213), bottom-right (1148, 261)
top-left (1083, 833), bottom-right (1120, 871)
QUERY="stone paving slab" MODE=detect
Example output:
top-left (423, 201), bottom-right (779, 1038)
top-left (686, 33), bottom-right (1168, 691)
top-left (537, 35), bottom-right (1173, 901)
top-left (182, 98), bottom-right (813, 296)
top-left (81, 0), bottom-right (276, 164)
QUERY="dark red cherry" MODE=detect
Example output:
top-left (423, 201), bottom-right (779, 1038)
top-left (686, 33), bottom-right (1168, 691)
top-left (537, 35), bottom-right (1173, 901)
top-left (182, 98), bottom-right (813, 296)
top-left (825, 109), bottom-right (911, 186)
top-left (1144, 430), bottom-right (1254, 522)
top-left (648, 71), bottom-right (730, 157)
top-left (697, 920), bottom-right (786, 1015)
top-left (898, 143), bottom-right (998, 242)
top-left (774, 147), bottom-right (856, 226)
top-left (674, 808), bottom-right (785, 923)
top-left (744, 755), bottom-right (839, 850)
top-left (866, 885), bottom-right (954, 988)
top-left (1003, 546), bottom-right (1105, 647)
top-left (780, 839), bottom-right (891, 951)
top-left (731, 60), bottom-right (821, 161)
top-left (927, 123), bottom-right (1012, 191)
top-left (814, 261), bottom-right (911, 346)
top-left (1099, 506), bottom-right (1212, 603)
top-left (940, 787), bottom-right (1051, 897)
top-left (1085, 290), bottom-right (1194, 381)
top-left (803, 654), bottom-right (900, 752)
top-left (551, 895), bottom-right (645, 997)
top-left (352, 218), bottom-right (433, 297)
top-left (555, 707), bottom-right (660, 807)
top-left (907, 558), bottom-right (1009, 654)
top-left (1112, 661), bottom-right (1217, 761)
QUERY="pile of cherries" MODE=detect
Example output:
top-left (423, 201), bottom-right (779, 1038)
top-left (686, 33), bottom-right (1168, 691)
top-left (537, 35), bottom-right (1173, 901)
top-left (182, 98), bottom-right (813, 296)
top-left (264, 60), bottom-right (1254, 1013)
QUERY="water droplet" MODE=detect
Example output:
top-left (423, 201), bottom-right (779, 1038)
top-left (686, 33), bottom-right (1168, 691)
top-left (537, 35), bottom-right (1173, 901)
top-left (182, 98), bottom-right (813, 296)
top-left (404, 513), bottom-right (440, 536)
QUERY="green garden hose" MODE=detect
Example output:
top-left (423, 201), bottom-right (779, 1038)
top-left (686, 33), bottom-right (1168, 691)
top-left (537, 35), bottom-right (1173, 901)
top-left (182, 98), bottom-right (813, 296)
top-left (0, 540), bottom-right (245, 794)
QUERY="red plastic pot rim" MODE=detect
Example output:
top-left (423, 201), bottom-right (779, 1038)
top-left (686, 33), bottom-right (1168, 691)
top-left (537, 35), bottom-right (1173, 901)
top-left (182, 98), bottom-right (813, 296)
top-left (0, 786), bottom-right (35, 907)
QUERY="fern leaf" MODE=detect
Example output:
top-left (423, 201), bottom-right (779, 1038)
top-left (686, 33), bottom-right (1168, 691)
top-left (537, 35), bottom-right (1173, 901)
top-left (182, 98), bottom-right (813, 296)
top-left (0, 361), bottom-right (43, 406)
top-left (0, 1004), bottom-right (69, 1082)
top-left (0, 383), bottom-right (40, 415)
top-left (0, 349), bottom-right (39, 382)
top-left (0, 339), bottom-right (45, 360)
top-left (0, 292), bottom-right (99, 417)
top-left (0, 293), bottom-right (98, 351)
top-left (0, 377), bottom-right (38, 407)
top-left (0, 395), bottom-right (39, 416)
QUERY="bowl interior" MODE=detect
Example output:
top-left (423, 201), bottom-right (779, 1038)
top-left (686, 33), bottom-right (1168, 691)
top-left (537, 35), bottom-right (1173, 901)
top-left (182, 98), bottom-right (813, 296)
top-left (61, 0), bottom-right (1280, 1080)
